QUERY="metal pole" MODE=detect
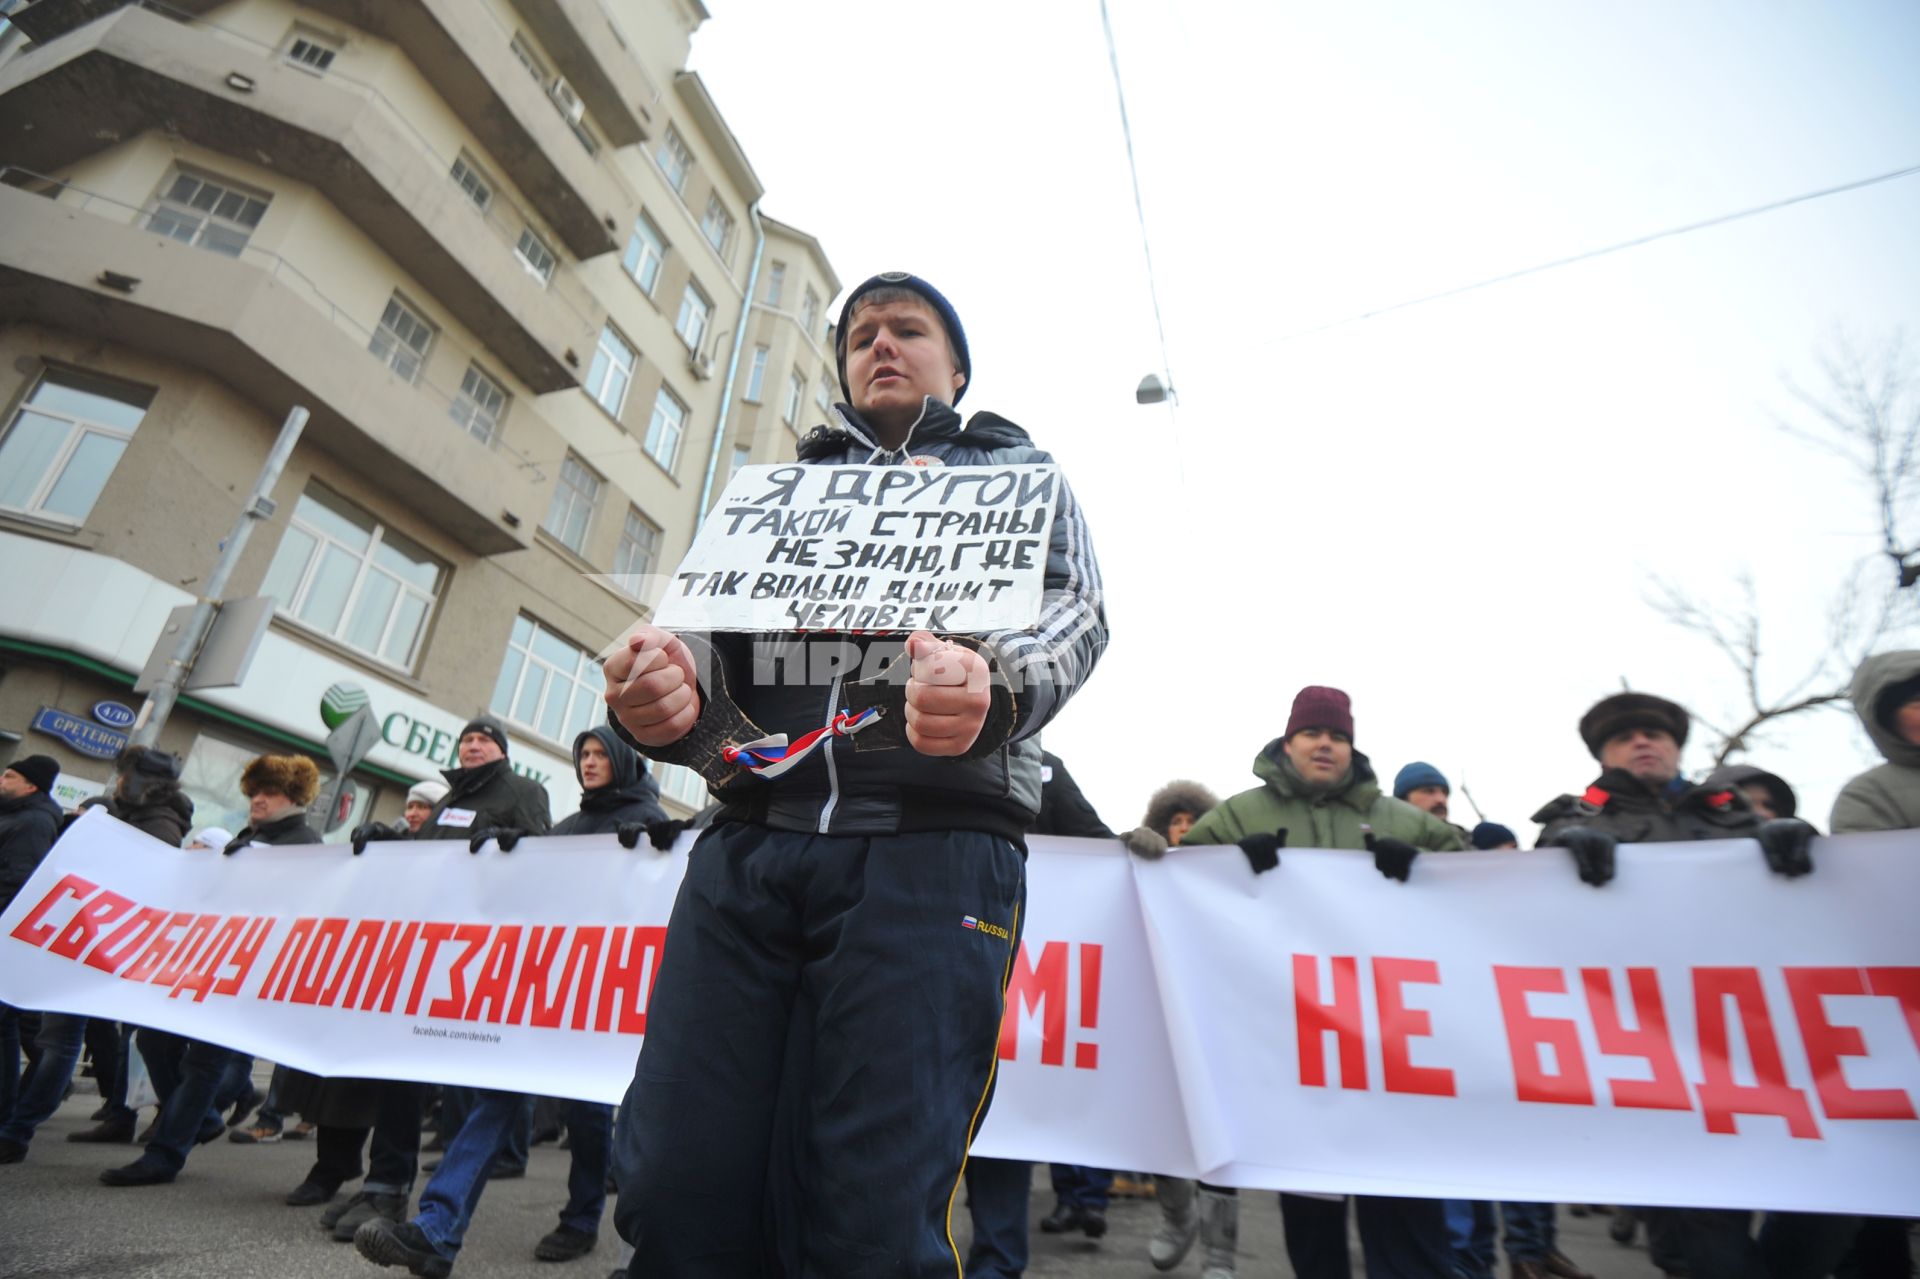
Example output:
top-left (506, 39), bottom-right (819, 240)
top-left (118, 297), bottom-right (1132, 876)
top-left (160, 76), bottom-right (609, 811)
top-left (127, 404), bottom-right (310, 749)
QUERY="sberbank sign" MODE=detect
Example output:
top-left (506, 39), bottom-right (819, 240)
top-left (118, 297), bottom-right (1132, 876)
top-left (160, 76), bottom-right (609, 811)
top-left (319, 682), bottom-right (554, 788)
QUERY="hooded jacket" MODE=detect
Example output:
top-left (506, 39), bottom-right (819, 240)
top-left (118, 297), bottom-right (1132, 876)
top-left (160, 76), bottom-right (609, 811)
top-left (552, 726), bottom-right (668, 836)
top-left (1533, 769), bottom-right (1759, 846)
top-left (223, 808), bottom-right (323, 852)
top-left (415, 757), bottom-right (552, 841)
top-left (1702, 763), bottom-right (1798, 822)
top-left (1181, 743), bottom-right (1464, 853)
top-left (109, 788), bottom-right (194, 848)
top-left (1832, 650), bottom-right (1920, 833)
top-left (0, 788), bottom-right (65, 911)
top-left (617, 398), bottom-right (1106, 846)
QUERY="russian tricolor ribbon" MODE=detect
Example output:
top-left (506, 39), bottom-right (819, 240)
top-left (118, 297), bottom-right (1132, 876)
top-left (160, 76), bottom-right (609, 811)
top-left (723, 707), bottom-right (883, 779)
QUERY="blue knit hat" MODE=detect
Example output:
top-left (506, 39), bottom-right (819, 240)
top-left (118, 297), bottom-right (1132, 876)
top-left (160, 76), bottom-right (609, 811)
top-left (1392, 761), bottom-right (1449, 800)
top-left (834, 272), bottom-right (970, 407)
top-left (1470, 822), bottom-right (1518, 849)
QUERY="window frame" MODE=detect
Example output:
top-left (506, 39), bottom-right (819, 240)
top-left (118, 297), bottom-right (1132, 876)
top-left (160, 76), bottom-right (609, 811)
top-left (450, 361), bottom-right (509, 444)
top-left (368, 293), bottom-right (436, 384)
top-left (801, 286), bottom-right (821, 339)
top-left (0, 366), bottom-right (152, 526)
top-left (657, 127), bottom-right (693, 194)
top-left (783, 368), bottom-right (804, 427)
top-left (542, 452), bottom-right (603, 555)
top-left (585, 324), bottom-right (637, 419)
top-left (674, 282), bottom-right (712, 351)
top-left (514, 225), bottom-right (557, 285)
top-left (449, 153), bottom-right (496, 213)
top-left (612, 506), bottom-right (662, 599)
top-left (744, 345), bottom-right (769, 403)
top-left (700, 192), bottom-right (734, 257)
top-left (646, 385), bottom-right (688, 472)
top-left (143, 167), bottom-right (271, 259)
top-left (281, 24), bottom-right (340, 74)
top-left (489, 615), bottom-right (605, 749)
top-left (763, 261), bottom-right (786, 307)
top-left (623, 212), bottom-right (666, 296)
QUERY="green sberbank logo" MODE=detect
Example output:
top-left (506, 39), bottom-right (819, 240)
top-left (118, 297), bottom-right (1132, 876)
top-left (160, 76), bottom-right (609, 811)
top-left (316, 681), bottom-right (551, 787)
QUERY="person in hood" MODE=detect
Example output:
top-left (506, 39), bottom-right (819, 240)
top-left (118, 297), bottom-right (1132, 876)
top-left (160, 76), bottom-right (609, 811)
top-left (1832, 650), bottom-right (1920, 833)
top-left (1179, 686), bottom-right (1461, 1279)
top-left (1701, 763), bottom-right (1798, 823)
top-left (598, 272), bottom-right (1106, 1277)
top-left (551, 725), bottom-right (667, 840)
top-left (0, 755), bottom-right (71, 1164)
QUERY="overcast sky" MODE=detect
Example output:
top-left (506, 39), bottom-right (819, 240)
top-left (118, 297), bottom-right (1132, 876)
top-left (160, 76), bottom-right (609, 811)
top-left (685, 1), bottom-right (1920, 837)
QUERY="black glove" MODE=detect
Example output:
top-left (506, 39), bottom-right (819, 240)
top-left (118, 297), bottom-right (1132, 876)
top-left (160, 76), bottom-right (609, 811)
top-left (1757, 818), bottom-right (1816, 878)
top-left (1365, 832), bottom-right (1419, 883)
top-left (647, 819), bottom-right (691, 852)
top-left (351, 822), bottom-right (400, 856)
top-left (1237, 827), bottom-right (1286, 875)
top-left (1553, 826), bottom-right (1617, 887)
top-left (615, 821), bottom-right (645, 850)
top-left (468, 826), bottom-right (523, 854)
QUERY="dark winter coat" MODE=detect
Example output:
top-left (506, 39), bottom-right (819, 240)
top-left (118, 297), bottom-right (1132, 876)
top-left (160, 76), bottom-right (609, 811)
top-left (109, 789), bottom-right (194, 847)
top-left (1832, 650), bottom-right (1920, 834)
top-left (415, 757), bottom-right (552, 841)
top-left (1030, 752), bottom-right (1114, 840)
top-left (1702, 763), bottom-right (1799, 822)
top-left (0, 788), bottom-right (65, 911)
top-left (618, 398), bottom-right (1106, 846)
top-left (1183, 745), bottom-right (1465, 853)
top-left (1533, 769), bottom-right (1760, 846)
top-left (551, 726), bottom-right (668, 836)
top-left (222, 808), bottom-right (322, 852)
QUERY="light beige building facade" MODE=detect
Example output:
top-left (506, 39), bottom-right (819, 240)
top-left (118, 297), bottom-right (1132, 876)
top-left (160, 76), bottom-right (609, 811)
top-left (0, 0), bottom-right (842, 832)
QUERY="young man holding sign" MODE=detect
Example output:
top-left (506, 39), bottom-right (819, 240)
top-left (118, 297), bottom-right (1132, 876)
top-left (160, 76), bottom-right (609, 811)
top-left (603, 273), bottom-right (1106, 1276)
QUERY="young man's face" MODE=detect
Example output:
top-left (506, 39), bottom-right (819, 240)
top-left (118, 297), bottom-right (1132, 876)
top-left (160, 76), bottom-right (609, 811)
top-left (844, 298), bottom-right (965, 425)
top-left (1285, 728), bottom-right (1353, 786)
top-left (1403, 785), bottom-right (1449, 820)
top-left (1599, 727), bottom-right (1681, 785)
top-left (459, 731), bottom-right (505, 768)
top-left (0, 768), bottom-right (33, 799)
top-left (578, 738), bottom-right (612, 790)
top-left (404, 799), bottom-right (434, 831)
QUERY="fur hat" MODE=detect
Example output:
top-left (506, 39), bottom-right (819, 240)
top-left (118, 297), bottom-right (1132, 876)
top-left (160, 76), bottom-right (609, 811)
top-left (1142, 780), bottom-right (1219, 839)
top-left (1578, 692), bottom-right (1689, 759)
top-left (6, 754), bottom-right (59, 793)
top-left (834, 272), bottom-right (971, 407)
top-left (240, 754), bottom-right (321, 806)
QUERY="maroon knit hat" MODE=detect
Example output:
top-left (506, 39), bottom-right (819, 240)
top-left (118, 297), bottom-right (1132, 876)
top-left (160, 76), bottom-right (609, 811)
top-left (1285, 686), bottom-right (1354, 741)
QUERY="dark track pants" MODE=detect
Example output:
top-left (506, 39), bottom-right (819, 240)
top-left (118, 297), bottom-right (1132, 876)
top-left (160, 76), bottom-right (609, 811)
top-left (1281, 1192), bottom-right (1456, 1279)
top-left (613, 822), bottom-right (1026, 1278)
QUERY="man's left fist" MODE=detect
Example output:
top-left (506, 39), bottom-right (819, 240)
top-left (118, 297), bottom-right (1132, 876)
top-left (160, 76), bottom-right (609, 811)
top-left (903, 630), bottom-right (991, 756)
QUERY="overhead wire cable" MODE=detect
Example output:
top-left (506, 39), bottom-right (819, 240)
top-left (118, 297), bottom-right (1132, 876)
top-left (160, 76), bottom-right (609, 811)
top-left (1099, 0), bottom-right (1175, 397)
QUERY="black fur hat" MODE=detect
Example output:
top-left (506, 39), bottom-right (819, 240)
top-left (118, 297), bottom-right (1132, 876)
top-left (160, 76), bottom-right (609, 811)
top-left (1578, 692), bottom-right (1689, 759)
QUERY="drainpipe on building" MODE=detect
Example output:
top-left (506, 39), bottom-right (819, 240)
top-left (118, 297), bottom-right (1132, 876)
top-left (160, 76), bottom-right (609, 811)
top-left (694, 199), bottom-right (764, 538)
top-left (127, 404), bottom-right (310, 750)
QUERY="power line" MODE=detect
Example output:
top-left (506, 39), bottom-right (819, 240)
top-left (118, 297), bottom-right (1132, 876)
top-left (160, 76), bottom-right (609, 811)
top-left (1099, 0), bottom-right (1175, 392)
top-left (1260, 160), bottom-right (1920, 348)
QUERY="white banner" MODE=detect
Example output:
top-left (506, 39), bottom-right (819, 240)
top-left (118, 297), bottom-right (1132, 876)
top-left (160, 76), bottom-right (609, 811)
top-left (3, 811), bottom-right (1916, 1216)
top-left (651, 463), bottom-right (1059, 633)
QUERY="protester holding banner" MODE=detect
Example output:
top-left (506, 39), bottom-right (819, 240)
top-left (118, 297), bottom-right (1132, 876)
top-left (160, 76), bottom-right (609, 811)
top-left (402, 779), bottom-right (449, 834)
top-left (1392, 760), bottom-right (1472, 847)
top-left (1178, 684), bottom-right (1462, 1279)
top-left (0, 754), bottom-right (69, 1163)
top-left (602, 270), bottom-right (1107, 1277)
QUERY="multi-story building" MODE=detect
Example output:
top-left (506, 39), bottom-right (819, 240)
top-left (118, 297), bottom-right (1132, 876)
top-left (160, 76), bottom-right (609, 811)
top-left (0, 0), bottom-right (842, 833)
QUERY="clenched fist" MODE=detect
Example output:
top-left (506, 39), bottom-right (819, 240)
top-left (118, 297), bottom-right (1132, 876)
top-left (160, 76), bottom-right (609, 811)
top-left (604, 624), bottom-right (701, 747)
top-left (903, 630), bottom-right (992, 756)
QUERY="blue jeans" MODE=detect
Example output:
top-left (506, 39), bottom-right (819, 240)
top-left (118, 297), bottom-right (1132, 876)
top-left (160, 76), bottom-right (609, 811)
top-left (136, 1031), bottom-right (237, 1174)
top-left (559, 1100), bottom-right (612, 1234)
top-left (0, 1002), bottom-right (22, 1126)
top-left (0, 1010), bottom-right (87, 1145)
top-left (965, 1158), bottom-right (1032, 1277)
top-left (1501, 1202), bottom-right (1557, 1263)
top-left (1050, 1163), bottom-right (1112, 1211)
top-left (1445, 1200), bottom-right (1496, 1278)
top-left (412, 1090), bottom-right (537, 1258)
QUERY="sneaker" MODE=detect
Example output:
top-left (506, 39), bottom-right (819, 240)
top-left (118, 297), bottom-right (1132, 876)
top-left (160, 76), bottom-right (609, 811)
top-left (100, 1157), bottom-right (176, 1187)
top-left (321, 1192), bottom-right (365, 1233)
top-left (68, 1116), bottom-right (136, 1144)
top-left (1150, 1210), bottom-right (1200, 1270)
top-left (534, 1224), bottom-right (597, 1262)
top-left (284, 1121), bottom-right (315, 1140)
top-left (1039, 1202), bottom-right (1083, 1234)
top-left (355, 1217), bottom-right (453, 1278)
top-left (230, 1122), bottom-right (282, 1144)
top-left (285, 1179), bottom-right (338, 1207)
top-left (332, 1192), bottom-right (408, 1243)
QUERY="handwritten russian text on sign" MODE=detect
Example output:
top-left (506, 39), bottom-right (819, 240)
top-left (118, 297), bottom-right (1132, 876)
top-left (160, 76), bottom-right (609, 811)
top-left (652, 463), bottom-right (1059, 633)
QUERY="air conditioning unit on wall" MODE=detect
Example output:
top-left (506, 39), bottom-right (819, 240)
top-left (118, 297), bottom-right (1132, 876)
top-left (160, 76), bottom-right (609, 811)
top-left (688, 350), bottom-right (714, 380)
top-left (548, 76), bottom-right (585, 125)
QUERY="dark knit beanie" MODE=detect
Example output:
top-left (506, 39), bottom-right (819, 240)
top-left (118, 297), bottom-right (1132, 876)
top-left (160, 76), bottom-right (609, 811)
top-left (1392, 761), bottom-right (1449, 800)
top-left (1875, 673), bottom-right (1920, 733)
top-left (1470, 821), bottom-right (1518, 850)
top-left (8, 754), bottom-right (60, 793)
top-left (1284, 686), bottom-right (1354, 742)
top-left (835, 272), bottom-right (970, 407)
top-left (460, 715), bottom-right (511, 758)
top-left (1578, 692), bottom-right (1689, 759)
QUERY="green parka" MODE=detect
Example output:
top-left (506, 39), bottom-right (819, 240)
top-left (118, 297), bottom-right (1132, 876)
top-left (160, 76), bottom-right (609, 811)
top-left (1181, 741), bottom-right (1465, 853)
top-left (1832, 650), bottom-right (1920, 834)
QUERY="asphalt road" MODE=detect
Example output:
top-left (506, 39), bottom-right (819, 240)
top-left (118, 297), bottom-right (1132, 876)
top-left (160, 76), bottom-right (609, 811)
top-left (2, 1082), bottom-right (1669, 1279)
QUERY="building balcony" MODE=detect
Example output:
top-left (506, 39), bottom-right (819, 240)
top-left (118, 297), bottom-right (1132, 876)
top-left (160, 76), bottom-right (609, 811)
top-left (0, 180), bottom-right (548, 557)
top-left (0, 4), bottom-right (605, 393)
top-left (8, 0), bottom-right (223, 44)
top-left (506, 0), bottom-right (659, 148)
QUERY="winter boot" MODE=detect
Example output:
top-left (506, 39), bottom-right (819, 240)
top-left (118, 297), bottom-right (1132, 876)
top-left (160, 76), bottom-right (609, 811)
top-left (1149, 1176), bottom-right (1200, 1270)
top-left (1198, 1185), bottom-right (1239, 1279)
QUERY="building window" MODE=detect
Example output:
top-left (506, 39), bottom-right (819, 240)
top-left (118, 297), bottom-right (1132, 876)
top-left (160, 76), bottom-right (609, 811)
top-left (282, 26), bottom-right (339, 74)
top-left (515, 226), bottom-right (556, 284)
top-left (613, 507), bottom-right (661, 598)
top-left (763, 261), bottom-right (785, 307)
top-left (623, 213), bottom-right (665, 295)
top-left (816, 374), bottom-right (835, 413)
top-left (490, 616), bottom-right (603, 747)
top-left (368, 295), bottom-right (435, 383)
top-left (646, 386), bottom-right (687, 472)
top-left (0, 367), bottom-right (151, 524)
top-left (585, 325), bottom-right (635, 418)
top-left (744, 346), bottom-right (769, 402)
top-left (654, 762), bottom-right (707, 809)
top-left (144, 170), bottom-right (270, 258)
top-left (258, 486), bottom-right (443, 670)
top-left (450, 362), bottom-right (508, 443)
top-left (657, 127), bottom-right (692, 193)
top-left (729, 444), bottom-right (751, 479)
top-left (674, 283), bottom-right (711, 350)
top-left (543, 453), bottom-right (601, 554)
top-left (509, 31), bottom-right (548, 83)
top-left (449, 154), bottom-right (494, 212)
top-left (700, 193), bottom-right (734, 256)
top-left (783, 368), bottom-right (804, 426)
top-left (800, 287), bottom-right (821, 340)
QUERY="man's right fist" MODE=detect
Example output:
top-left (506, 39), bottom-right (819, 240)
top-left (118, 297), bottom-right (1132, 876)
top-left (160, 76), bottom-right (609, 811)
top-left (603, 625), bottom-right (701, 747)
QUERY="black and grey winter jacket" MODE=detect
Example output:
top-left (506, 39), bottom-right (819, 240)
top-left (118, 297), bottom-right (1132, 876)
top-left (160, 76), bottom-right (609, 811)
top-left (110, 789), bottom-right (194, 848)
top-left (417, 758), bottom-right (552, 841)
top-left (617, 398), bottom-right (1107, 845)
top-left (552, 727), bottom-right (668, 837)
top-left (223, 809), bottom-right (323, 852)
top-left (1534, 769), bottom-right (1761, 847)
top-left (0, 789), bottom-right (65, 911)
